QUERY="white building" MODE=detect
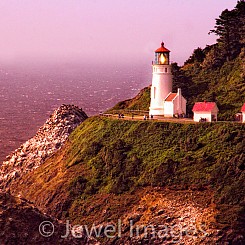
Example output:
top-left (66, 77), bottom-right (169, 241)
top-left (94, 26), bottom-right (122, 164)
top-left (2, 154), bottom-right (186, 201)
top-left (241, 103), bottom-right (245, 123)
top-left (149, 42), bottom-right (173, 116)
top-left (192, 101), bottom-right (219, 122)
top-left (164, 88), bottom-right (187, 117)
top-left (149, 42), bottom-right (186, 117)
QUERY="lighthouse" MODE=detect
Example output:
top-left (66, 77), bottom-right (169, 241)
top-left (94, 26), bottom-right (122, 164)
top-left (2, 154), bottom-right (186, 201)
top-left (149, 42), bottom-right (173, 116)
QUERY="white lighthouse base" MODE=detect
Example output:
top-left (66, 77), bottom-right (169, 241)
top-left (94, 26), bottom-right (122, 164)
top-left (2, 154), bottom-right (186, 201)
top-left (149, 107), bottom-right (164, 116)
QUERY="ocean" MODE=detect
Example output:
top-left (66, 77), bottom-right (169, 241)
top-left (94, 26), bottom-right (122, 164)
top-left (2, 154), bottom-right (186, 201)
top-left (0, 62), bottom-right (151, 162)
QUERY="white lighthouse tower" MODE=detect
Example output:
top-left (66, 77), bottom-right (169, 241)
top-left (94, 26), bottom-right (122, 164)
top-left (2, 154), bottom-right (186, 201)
top-left (149, 42), bottom-right (173, 116)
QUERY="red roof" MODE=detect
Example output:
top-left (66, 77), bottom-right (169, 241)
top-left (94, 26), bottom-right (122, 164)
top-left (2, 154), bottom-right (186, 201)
top-left (192, 102), bottom-right (218, 112)
top-left (155, 42), bottom-right (170, 53)
top-left (165, 93), bottom-right (177, 101)
top-left (241, 103), bottom-right (245, 112)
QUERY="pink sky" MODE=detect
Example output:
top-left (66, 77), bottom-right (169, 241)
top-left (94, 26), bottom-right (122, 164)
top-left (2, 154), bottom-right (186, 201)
top-left (0, 0), bottom-right (238, 65)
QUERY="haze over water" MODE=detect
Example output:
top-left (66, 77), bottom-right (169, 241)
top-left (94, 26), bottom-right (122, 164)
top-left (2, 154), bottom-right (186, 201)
top-left (0, 62), bottom-right (151, 162)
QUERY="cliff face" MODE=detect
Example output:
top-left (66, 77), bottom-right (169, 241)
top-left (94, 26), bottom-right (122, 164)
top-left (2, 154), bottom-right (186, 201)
top-left (0, 104), bottom-right (88, 188)
top-left (0, 191), bottom-right (96, 244)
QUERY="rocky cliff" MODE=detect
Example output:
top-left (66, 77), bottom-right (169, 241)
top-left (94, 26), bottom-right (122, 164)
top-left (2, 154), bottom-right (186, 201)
top-left (0, 191), bottom-right (96, 244)
top-left (0, 104), bottom-right (88, 188)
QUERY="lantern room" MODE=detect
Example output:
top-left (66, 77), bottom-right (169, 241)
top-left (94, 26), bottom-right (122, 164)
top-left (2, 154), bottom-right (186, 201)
top-left (154, 42), bottom-right (170, 65)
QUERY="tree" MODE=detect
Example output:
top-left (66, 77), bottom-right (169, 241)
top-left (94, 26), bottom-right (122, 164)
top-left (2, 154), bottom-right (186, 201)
top-left (184, 47), bottom-right (206, 65)
top-left (210, 1), bottom-right (245, 60)
top-left (235, 0), bottom-right (245, 45)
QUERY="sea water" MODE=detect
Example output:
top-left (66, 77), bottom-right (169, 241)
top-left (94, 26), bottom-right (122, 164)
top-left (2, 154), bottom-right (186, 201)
top-left (0, 62), bottom-right (151, 162)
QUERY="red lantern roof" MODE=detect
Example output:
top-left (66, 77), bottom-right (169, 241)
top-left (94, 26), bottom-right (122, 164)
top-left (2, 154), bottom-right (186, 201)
top-left (155, 42), bottom-right (170, 53)
top-left (241, 103), bottom-right (245, 112)
top-left (192, 102), bottom-right (218, 112)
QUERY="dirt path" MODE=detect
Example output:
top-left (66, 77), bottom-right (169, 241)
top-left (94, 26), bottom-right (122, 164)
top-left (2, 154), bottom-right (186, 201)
top-left (101, 113), bottom-right (196, 124)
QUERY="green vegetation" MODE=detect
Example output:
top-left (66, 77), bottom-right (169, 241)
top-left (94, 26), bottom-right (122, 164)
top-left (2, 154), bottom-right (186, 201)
top-left (67, 117), bottom-right (244, 201)
top-left (14, 117), bottom-right (244, 237)
top-left (69, 117), bottom-right (245, 240)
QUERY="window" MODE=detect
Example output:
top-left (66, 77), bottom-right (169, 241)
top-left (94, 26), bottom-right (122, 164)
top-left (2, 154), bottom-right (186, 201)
top-left (165, 68), bottom-right (167, 73)
top-left (154, 87), bottom-right (156, 99)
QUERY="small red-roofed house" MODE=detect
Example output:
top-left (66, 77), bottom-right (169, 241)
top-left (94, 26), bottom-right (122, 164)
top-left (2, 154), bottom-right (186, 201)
top-left (241, 103), bottom-right (245, 122)
top-left (163, 88), bottom-right (187, 117)
top-left (192, 101), bottom-right (219, 122)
